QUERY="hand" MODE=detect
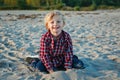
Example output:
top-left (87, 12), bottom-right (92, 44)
top-left (48, 69), bottom-right (54, 73)
top-left (66, 68), bottom-right (72, 71)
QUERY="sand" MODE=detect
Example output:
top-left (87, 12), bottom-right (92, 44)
top-left (0, 9), bottom-right (120, 80)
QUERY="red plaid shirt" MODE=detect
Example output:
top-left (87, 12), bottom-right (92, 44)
top-left (39, 30), bottom-right (73, 71)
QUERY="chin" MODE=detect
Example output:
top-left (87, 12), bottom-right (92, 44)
top-left (55, 33), bottom-right (59, 36)
top-left (54, 32), bottom-right (60, 36)
top-left (52, 30), bottom-right (62, 36)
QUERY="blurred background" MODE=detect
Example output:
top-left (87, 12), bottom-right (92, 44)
top-left (0, 0), bottom-right (120, 10)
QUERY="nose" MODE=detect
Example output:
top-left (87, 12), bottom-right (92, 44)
top-left (54, 21), bottom-right (58, 26)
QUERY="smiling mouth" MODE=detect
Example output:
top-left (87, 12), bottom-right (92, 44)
top-left (53, 27), bottom-right (60, 29)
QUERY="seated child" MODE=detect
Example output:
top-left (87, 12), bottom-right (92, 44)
top-left (26, 11), bottom-right (85, 73)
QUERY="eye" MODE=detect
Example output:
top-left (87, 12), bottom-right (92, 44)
top-left (57, 21), bottom-right (61, 23)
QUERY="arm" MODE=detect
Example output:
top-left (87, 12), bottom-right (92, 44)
top-left (64, 34), bottom-right (73, 70)
top-left (39, 35), bottom-right (54, 72)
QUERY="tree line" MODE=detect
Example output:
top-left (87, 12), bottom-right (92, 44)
top-left (0, 0), bottom-right (120, 10)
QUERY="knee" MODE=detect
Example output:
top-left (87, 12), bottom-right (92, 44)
top-left (36, 61), bottom-right (47, 72)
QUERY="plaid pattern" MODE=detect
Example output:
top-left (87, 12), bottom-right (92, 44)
top-left (40, 30), bottom-right (73, 71)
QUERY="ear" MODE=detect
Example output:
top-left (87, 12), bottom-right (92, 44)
top-left (63, 21), bottom-right (65, 27)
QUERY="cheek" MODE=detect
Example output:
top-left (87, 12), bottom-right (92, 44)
top-left (47, 24), bottom-right (53, 30)
top-left (60, 22), bottom-right (64, 26)
top-left (60, 24), bottom-right (64, 28)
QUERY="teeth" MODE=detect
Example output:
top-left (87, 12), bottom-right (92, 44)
top-left (53, 27), bottom-right (59, 29)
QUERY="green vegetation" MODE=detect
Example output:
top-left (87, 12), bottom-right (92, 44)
top-left (0, 0), bottom-right (120, 10)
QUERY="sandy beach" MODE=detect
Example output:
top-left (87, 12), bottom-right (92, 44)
top-left (0, 9), bottom-right (120, 80)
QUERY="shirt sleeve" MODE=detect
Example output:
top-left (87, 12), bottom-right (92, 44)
top-left (64, 34), bottom-right (73, 69)
top-left (39, 35), bottom-right (53, 71)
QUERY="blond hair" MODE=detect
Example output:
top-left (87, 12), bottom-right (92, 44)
top-left (44, 11), bottom-right (65, 30)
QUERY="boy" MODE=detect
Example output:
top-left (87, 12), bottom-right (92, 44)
top-left (26, 11), bottom-right (84, 73)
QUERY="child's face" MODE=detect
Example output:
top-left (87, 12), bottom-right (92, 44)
top-left (48, 15), bottom-right (64, 37)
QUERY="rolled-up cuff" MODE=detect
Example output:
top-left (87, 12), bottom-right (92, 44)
top-left (64, 63), bottom-right (72, 69)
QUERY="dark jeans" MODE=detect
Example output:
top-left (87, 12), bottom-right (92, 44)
top-left (30, 55), bottom-right (84, 72)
